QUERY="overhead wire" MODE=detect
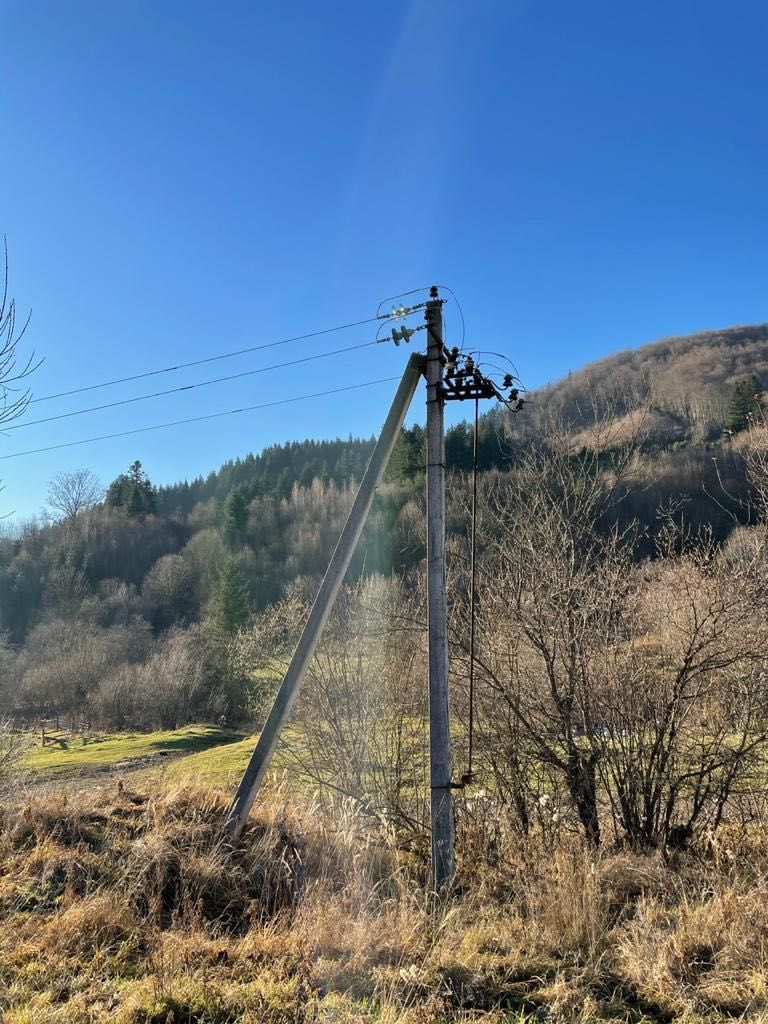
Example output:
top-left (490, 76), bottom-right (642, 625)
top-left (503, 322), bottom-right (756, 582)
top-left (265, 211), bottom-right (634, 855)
top-left (30, 313), bottom-right (394, 406)
top-left (3, 339), bottom-right (381, 432)
top-left (8, 285), bottom-right (483, 463)
top-left (0, 376), bottom-right (401, 461)
top-left (375, 284), bottom-right (465, 350)
top-left (467, 349), bottom-right (523, 384)
top-left (434, 284), bottom-right (466, 351)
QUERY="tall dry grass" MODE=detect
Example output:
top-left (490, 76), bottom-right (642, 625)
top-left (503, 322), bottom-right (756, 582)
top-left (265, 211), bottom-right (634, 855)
top-left (1, 782), bottom-right (768, 1022)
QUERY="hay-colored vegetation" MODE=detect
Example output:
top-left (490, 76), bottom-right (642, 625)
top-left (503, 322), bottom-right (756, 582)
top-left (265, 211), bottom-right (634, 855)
top-left (2, 782), bottom-right (768, 1023)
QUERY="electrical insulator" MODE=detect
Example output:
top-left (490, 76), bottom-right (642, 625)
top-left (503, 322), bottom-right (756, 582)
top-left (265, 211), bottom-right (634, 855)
top-left (391, 326), bottom-right (416, 346)
top-left (503, 373), bottom-right (514, 389)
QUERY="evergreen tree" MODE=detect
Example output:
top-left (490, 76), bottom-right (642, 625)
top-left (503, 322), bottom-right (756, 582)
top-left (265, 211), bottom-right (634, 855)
top-left (298, 464), bottom-right (315, 489)
top-left (223, 487), bottom-right (249, 548)
top-left (386, 425), bottom-right (426, 482)
top-left (727, 376), bottom-right (763, 433)
top-left (211, 557), bottom-right (250, 634)
top-left (446, 422), bottom-right (473, 471)
top-left (106, 460), bottom-right (156, 518)
top-left (127, 485), bottom-right (145, 519)
top-left (275, 467), bottom-right (293, 501)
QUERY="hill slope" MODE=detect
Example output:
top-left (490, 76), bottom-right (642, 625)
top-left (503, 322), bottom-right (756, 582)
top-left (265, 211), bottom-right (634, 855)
top-left (521, 321), bottom-right (768, 443)
top-left (158, 320), bottom-right (768, 517)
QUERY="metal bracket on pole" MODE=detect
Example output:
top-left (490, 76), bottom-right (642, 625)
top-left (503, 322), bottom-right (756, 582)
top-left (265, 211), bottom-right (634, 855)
top-left (223, 352), bottom-right (426, 839)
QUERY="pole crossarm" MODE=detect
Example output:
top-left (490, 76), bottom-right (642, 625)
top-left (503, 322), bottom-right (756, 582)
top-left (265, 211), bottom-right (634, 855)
top-left (223, 352), bottom-right (426, 839)
top-left (441, 379), bottom-right (497, 402)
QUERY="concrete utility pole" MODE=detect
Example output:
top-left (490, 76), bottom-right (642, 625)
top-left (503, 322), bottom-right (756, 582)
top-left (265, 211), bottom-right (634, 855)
top-left (425, 287), bottom-right (455, 889)
top-left (223, 286), bottom-right (514, 880)
top-left (224, 352), bottom-right (426, 840)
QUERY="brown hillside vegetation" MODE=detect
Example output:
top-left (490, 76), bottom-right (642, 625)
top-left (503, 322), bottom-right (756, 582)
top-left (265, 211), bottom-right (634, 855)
top-left (3, 783), bottom-right (768, 1023)
top-left (521, 322), bottom-right (768, 442)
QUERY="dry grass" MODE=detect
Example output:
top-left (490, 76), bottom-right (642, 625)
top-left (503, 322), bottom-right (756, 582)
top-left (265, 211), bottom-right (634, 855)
top-left (1, 783), bottom-right (768, 1022)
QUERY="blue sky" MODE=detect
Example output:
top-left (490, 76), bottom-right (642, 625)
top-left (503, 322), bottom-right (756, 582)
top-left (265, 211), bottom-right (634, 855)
top-left (1, 0), bottom-right (766, 518)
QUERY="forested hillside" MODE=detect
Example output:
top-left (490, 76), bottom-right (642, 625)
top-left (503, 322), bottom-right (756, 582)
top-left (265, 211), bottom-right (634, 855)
top-left (155, 414), bottom-right (513, 514)
top-left (1, 321), bottom-right (766, 736)
top-left (159, 319), bottom-right (768, 512)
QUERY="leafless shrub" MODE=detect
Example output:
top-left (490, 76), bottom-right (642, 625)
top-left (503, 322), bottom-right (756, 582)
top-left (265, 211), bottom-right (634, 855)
top-left (91, 624), bottom-right (243, 730)
top-left (592, 542), bottom-right (768, 849)
top-left (284, 575), bottom-right (430, 838)
top-left (466, 415), bottom-right (768, 849)
top-left (229, 589), bottom-right (307, 722)
top-left (16, 617), bottom-right (151, 725)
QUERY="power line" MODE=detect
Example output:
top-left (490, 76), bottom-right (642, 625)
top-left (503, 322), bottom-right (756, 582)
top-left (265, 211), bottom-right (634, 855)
top-left (0, 376), bottom-right (401, 461)
top-left (31, 313), bottom-right (393, 406)
top-left (4, 339), bottom-right (380, 432)
top-left (375, 285), bottom-right (465, 348)
top-left (434, 284), bottom-right (466, 350)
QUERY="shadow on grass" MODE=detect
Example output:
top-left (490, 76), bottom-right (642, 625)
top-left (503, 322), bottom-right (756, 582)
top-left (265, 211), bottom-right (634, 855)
top-left (146, 730), bottom-right (247, 756)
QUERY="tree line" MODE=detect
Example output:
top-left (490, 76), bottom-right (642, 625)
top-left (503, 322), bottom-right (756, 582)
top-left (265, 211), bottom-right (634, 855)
top-left (154, 414), bottom-right (513, 515)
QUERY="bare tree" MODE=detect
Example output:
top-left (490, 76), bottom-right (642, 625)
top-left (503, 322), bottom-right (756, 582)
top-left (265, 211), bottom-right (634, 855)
top-left (467, 415), bottom-right (768, 849)
top-left (471, 424), bottom-right (635, 847)
top-left (0, 238), bottom-right (37, 425)
top-left (47, 468), bottom-right (103, 521)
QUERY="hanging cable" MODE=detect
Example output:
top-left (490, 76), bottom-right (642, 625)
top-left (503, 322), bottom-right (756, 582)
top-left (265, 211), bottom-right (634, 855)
top-left (4, 339), bottom-right (380, 432)
top-left (31, 312), bottom-right (397, 406)
top-left (0, 376), bottom-right (400, 460)
top-left (434, 284), bottom-right (466, 350)
top-left (465, 396), bottom-right (480, 785)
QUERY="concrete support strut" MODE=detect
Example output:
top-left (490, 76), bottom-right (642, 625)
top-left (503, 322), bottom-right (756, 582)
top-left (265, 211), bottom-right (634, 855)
top-left (224, 352), bottom-right (426, 839)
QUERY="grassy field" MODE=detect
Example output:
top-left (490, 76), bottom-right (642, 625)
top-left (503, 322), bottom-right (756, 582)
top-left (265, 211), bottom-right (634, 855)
top-left (158, 731), bottom-right (258, 784)
top-left (155, 725), bottom-right (324, 787)
top-left (24, 725), bottom-right (247, 777)
top-left (21, 715), bottom-right (450, 789)
top-left (20, 724), bottom-right (319, 808)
